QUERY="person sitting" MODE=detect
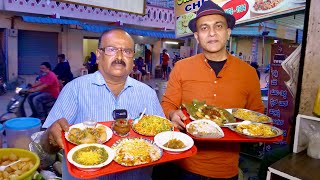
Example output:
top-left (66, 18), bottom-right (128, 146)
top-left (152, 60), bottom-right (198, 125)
top-left (135, 56), bottom-right (147, 76)
top-left (28, 62), bottom-right (60, 120)
top-left (53, 54), bottom-right (73, 86)
top-left (238, 52), bottom-right (243, 59)
top-left (130, 65), bottom-right (142, 81)
top-left (88, 52), bottom-right (98, 73)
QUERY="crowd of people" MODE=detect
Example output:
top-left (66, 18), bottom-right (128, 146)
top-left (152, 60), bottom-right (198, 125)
top-left (30, 1), bottom-right (268, 179)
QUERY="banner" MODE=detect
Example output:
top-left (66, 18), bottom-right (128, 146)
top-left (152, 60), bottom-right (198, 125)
top-left (175, 0), bottom-right (305, 37)
top-left (60, 0), bottom-right (146, 15)
top-left (266, 44), bottom-right (297, 147)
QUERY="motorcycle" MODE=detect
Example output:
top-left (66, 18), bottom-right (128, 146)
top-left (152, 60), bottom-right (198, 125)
top-left (0, 76), bottom-right (6, 96)
top-left (0, 84), bottom-right (55, 123)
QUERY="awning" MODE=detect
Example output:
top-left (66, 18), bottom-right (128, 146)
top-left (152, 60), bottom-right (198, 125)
top-left (22, 16), bottom-right (81, 25)
top-left (80, 24), bottom-right (176, 39)
top-left (21, 16), bottom-right (176, 39)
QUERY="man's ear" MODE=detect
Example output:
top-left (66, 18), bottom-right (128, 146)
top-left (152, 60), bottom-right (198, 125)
top-left (96, 49), bottom-right (100, 64)
top-left (194, 32), bottom-right (199, 44)
top-left (227, 28), bottom-right (231, 40)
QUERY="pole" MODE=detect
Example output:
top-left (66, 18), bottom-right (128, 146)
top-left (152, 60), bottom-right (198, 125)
top-left (262, 35), bottom-right (265, 65)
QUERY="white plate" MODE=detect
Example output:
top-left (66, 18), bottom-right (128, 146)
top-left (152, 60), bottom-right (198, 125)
top-left (251, 0), bottom-right (286, 14)
top-left (65, 123), bottom-right (113, 145)
top-left (67, 144), bottom-right (115, 171)
top-left (154, 131), bottom-right (194, 154)
top-left (186, 120), bottom-right (224, 138)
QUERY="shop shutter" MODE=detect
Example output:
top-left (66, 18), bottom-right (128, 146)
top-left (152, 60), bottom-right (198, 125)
top-left (18, 30), bottom-right (58, 75)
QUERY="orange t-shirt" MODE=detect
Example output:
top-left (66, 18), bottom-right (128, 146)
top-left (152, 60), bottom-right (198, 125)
top-left (161, 53), bottom-right (264, 178)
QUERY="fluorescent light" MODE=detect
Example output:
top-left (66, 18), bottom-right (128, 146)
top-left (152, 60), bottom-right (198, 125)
top-left (165, 41), bottom-right (179, 45)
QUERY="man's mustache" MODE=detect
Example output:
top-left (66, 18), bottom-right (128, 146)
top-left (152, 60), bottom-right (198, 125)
top-left (112, 59), bottom-right (126, 66)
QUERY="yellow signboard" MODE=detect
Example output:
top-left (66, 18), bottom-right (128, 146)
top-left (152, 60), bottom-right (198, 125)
top-left (175, 0), bottom-right (305, 37)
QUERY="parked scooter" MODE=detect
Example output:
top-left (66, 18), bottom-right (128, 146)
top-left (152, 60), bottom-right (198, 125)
top-left (0, 76), bottom-right (6, 96)
top-left (0, 84), bottom-right (55, 123)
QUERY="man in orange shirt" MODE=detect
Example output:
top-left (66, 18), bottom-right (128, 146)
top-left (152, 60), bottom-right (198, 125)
top-left (160, 1), bottom-right (264, 179)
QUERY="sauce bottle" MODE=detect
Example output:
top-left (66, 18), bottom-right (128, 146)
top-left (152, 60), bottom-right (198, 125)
top-left (313, 85), bottom-right (320, 117)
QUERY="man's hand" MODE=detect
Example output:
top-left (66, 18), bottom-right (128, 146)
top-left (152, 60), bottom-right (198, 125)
top-left (41, 118), bottom-right (69, 153)
top-left (169, 110), bottom-right (187, 130)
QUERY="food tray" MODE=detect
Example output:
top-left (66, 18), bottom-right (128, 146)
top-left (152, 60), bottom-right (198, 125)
top-left (62, 121), bottom-right (197, 179)
top-left (231, 108), bottom-right (273, 123)
top-left (183, 109), bottom-right (283, 142)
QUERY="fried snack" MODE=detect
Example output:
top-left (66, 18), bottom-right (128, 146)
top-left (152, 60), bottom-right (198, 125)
top-left (133, 115), bottom-right (173, 136)
top-left (68, 125), bottom-right (107, 145)
top-left (0, 153), bottom-right (34, 180)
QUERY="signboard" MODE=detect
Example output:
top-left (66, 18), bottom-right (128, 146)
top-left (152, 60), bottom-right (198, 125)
top-left (266, 44), bottom-right (297, 150)
top-left (60, 0), bottom-right (146, 15)
top-left (175, 0), bottom-right (305, 37)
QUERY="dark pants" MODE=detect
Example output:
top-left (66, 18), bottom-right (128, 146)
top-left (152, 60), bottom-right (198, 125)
top-left (153, 162), bottom-right (238, 180)
top-left (28, 92), bottom-right (55, 118)
top-left (258, 145), bottom-right (290, 179)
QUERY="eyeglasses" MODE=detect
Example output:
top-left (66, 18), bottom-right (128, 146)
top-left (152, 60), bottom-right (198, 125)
top-left (99, 46), bottom-right (135, 58)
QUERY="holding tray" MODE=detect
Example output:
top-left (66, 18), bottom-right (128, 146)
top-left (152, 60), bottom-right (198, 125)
top-left (183, 109), bottom-right (283, 142)
top-left (62, 121), bottom-right (197, 179)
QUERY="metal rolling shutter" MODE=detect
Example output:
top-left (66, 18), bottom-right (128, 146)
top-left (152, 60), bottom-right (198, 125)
top-left (18, 30), bottom-right (58, 75)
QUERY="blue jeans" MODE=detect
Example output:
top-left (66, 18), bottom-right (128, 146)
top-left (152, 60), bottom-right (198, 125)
top-left (28, 92), bottom-right (55, 118)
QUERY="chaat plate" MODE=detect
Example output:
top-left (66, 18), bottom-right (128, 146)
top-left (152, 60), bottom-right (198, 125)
top-left (231, 108), bottom-right (272, 123)
top-left (111, 138), bottom-right (163, 166)
top-left (228, 123), bottom-right (283, 139)
top-left (132, 115), bottom-right (173, 136)
top-left (183, 100), bottom-right (236, 126)
top-left (65, 123), bottom-right (113, 145)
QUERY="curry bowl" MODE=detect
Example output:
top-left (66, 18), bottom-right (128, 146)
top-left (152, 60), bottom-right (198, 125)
top-left (67, 144), bottom-right (115, 171)
top-left (154, 131), bottom-right (194, 154)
